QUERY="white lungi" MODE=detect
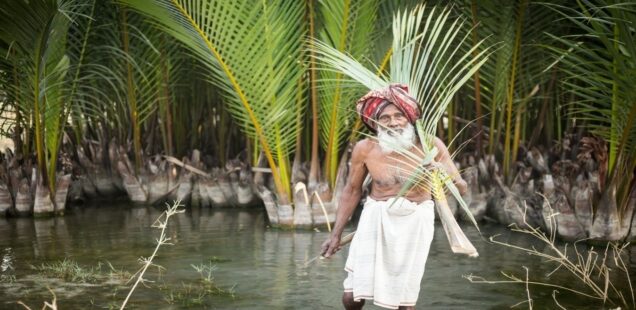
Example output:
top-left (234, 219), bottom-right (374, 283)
top-left (343, 197), bottom-right (435, 309)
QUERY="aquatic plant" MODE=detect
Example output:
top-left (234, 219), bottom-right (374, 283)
top-left (30, 259), bottom-right (131, 285)
top-left (160, 262), bottom-right (236, 307)
top-left (31, 259), bottom-right (102, 283)
top-left (0, 274), bottom-right (16, 284)
top-left (464, 201), bottom-right (635, 309)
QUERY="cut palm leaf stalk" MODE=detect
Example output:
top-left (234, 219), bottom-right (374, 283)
top-left (431, 170), bottom-right (478, 257)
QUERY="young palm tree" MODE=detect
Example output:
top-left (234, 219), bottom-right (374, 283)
top-left (314, 4), bottom-right (490, 255)
top-left (545, 0), bottom-right (636, 240)
top-left (120, 0), bottom-right (307, 224)
top-left (315, 0), bottom-right (380, 188)
top-left (0, 0), bottom-right (121, 214)
top-left (453, 0), bottom-right (563, 179)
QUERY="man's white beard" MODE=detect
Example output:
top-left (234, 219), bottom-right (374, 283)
top-left (377, 123), bottom-right (415, 154)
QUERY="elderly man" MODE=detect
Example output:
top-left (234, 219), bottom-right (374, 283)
top-left (321, 85), bottom-right (467, 310)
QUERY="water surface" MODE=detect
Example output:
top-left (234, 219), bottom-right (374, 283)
top-left (0, 202), bottom-right (634, 309)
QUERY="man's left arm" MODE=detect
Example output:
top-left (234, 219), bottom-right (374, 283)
top-left (433, 137), bottom-right (468, 195)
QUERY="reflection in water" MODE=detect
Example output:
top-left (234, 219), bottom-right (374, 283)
top-left (1, 248), bottom-right (13, 272)
top-left (0, 202), bottom-right (633, 309)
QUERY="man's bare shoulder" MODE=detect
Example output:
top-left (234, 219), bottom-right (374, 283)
top-left (350, 139), bottom-right (379, 164)
top-left (353, 138), bottom-right (378, 154)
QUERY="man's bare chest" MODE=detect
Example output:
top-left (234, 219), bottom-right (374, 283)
top-left (365, 152), bottom-right (418, 186)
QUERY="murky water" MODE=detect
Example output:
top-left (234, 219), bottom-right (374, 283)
top-left (0, 202), bottom-right (634, 309)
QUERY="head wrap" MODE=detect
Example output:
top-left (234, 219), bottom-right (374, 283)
top-left (356, 84), bottom-right (420, 132)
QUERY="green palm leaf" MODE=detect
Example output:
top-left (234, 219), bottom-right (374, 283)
top-left (120, 0), bottom-right (306, 201)
top-left (545, 0), bottom-right (636, 213)
top-left (316, 0), bottom-right (380, 186)
top-left (314, 4), bottom-right (490, 230)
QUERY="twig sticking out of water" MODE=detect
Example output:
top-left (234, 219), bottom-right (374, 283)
top-left (463, 200), bottom-right (635, 309)
top-left (119, 200), bottom-right (185, 310)
top-left (17, 287), bottom-right (58, 310)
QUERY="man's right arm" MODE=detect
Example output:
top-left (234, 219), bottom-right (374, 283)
top-left (321, 140), bottom-right (370, 258)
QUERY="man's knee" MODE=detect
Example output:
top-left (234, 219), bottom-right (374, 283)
top-left (342, 292), bottom-right (365, 309)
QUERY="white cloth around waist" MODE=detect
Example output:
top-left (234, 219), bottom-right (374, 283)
top-left (343, 196), bottom-right (435, 309)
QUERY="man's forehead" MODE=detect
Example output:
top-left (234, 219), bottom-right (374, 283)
top-left (378, 103), bottom-right (401, 116)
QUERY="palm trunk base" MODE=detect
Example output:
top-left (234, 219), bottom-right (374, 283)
top-left (292, 186), bottom-right (312, 228)
top-left (15, 180), bottom-right (32, 215)
top-left (589, 187), bottom-right (628, 242)
top-left (33, 182), bottom-right (54, 217)
top-left (459, 166), bottom-right (487, 222)
top-left (174, 172), bottom-right (193, 204)
top-left (54, 174), bottom-right (72, 214)
top-left (259, 187), bottom-right (279, 226)
top-left (0, 183), bottom-right (13, 216)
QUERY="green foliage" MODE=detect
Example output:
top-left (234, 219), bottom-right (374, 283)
top-left (545, 0), bottom-right (636, 213)
top-left (160, 262), bottom-right (236, 307)
top-left (30, 259), bottom-right (130, 283)
top-left (119, 0), bottom-right (307, 200)
top-left (316, 0), bottom-right (380, 186)
top-left (0, 0), bottom-right (127, 188)
top-left (315, 4), bottom-right (489, 229)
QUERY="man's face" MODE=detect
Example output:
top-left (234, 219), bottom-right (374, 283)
top-left (377, 104), bottom-right (408, 136)
top-left (376, 103), bottom-right (415, 154)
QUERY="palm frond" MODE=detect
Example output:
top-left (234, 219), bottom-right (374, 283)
top-left (314, 4), bottom-right (489, 230)
top-left (315, 0), bottom-right (381, 186)
top-left (545, 0), bottom-right (636, 212)
top-left (120, 0), bottom-right (307, 200)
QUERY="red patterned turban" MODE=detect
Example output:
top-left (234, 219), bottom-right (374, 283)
top-left (355, 84), bottom-right (420, 132)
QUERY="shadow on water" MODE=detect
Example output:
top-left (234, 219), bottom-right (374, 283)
top-left (0, 202), bottom-right (634, 309)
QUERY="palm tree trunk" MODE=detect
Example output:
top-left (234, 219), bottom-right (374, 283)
top-left (120, 8), bottom-right (142, 172)
top-left (33, 180), bottom-right (54, 216)
top-left (503, 0), bottom-right (528, 179)
top-left (33, 32), bottom-right (48, 189)
top-left (470, 0), bottom-right (483, 156)
top-left (307, 0), bottom-right (320, 189)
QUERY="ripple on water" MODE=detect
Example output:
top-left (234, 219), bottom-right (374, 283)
top-left (0, 205), bottom-right (633, 309)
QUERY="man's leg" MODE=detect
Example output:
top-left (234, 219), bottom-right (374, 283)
top-left (398, 306), bottom-right (415, 310)
top-left (342, 292), bottom-right (365, 310)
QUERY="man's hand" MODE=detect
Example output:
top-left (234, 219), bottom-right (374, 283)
top-left (320, 234), bottom-right (342, 258)
top-left (427, 160), bottom-right (468, 195)
top-left (425, 160), bottom-right (445, 172)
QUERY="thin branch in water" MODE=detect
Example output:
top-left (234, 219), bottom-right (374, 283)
top-left (17, 287), bottom-right (58, 310)
top-left (552, 290), bottom-right (566, 310)
top-left (119, 200), bottom-right (185, 310)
